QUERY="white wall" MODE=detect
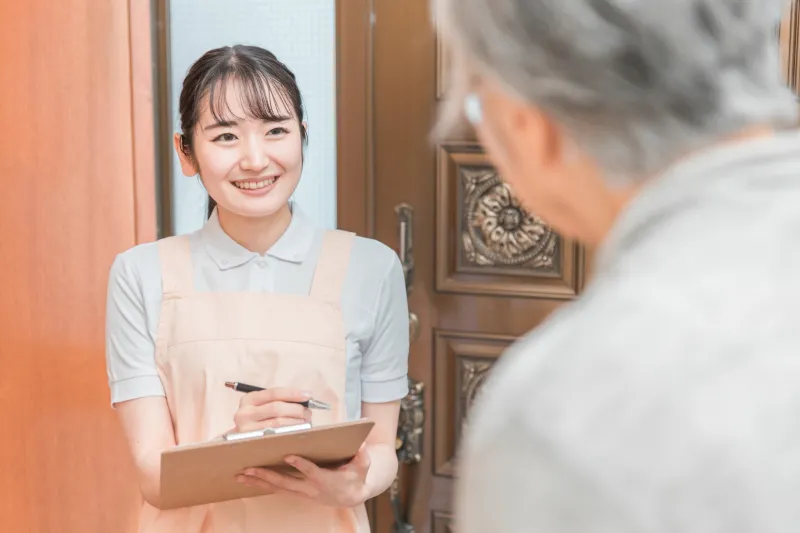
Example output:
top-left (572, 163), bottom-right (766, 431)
top-left (168, 0), bottom-right (337, 235)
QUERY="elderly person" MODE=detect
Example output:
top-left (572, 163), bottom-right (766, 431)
top-left (434, 0), bottom-right (800, 532)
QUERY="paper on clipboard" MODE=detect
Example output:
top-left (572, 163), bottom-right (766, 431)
top-left (159, 418), bottom-right (374, 510)
top-left (222, 422), bottom-right (313, 441)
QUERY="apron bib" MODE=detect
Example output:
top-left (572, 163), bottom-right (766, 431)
top-left (137, 230), bottom-right (369, 533)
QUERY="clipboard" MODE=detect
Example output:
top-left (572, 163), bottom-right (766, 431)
top-left (159, 418), bottom-right (375, 510)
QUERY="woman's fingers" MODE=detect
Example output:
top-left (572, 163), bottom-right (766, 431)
top-left (239, 388), bottom-right (312, 407)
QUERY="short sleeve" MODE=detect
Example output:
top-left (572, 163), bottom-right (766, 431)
top-left (105, 253), bottom-right (165, 406)
top-left (360, 252), bottom-right (410, 403)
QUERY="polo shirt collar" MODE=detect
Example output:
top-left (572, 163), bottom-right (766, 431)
top-left (200, 202), bottom-right (316, 270)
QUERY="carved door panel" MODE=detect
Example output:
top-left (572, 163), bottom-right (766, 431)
top-left (365, 1), bottom-right (589, 532)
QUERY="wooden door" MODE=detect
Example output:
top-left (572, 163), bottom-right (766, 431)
top-left (336, 2), bottom-right (800, 533)
top-left (0, 1), bottom-right (156, 531)
top-left (338, 1), bottom-right (588, 531)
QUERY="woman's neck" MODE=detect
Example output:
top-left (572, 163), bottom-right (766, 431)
top-left (216, 204), bottom-right (293, 256)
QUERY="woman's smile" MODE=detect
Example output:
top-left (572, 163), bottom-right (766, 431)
top-left (231, 175), bottom-right (280, 195)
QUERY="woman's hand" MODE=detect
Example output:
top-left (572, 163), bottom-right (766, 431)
top-left (237, 444), bottom-right (372, 508)
top-left (233, 387), bottom-right (313, 432)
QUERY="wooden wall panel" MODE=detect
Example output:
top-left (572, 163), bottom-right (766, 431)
top-left (0, 0), bottom-right (155, 531)
top-left (433, 331), bottom-right (512, 478)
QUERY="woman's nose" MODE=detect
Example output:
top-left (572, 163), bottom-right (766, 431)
top-left (239, 139), bottom-right (270, 171)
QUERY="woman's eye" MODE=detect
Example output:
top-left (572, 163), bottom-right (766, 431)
top-left (267, 127), bottom-right (289, 136)
top-left (213, 133), bottom-right (237, 142)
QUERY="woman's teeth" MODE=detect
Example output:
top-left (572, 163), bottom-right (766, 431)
top-left (233, 177), bottom-right (276, 190)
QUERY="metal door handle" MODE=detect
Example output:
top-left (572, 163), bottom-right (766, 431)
top-left (395, 203), bottom-right (415, 293)
top-left (408, 311), bottom-right (420, 343)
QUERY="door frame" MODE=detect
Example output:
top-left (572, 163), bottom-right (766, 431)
top-left (780, 0), bottom-right (800, 104)
top-left (336, 0), bottom-right (375, 238)
top-left (153, 0), bottom-right (175, 239)
top-left (129, 0), bottom-right (159, 243)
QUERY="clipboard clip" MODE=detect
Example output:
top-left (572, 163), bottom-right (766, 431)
top-left (223, 422), bottom-right (312, 441)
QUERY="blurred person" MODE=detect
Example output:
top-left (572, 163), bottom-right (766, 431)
top-left (105, 45), bottom-right (408, 532)
top-left (434, 0), bottom-right (800, 532)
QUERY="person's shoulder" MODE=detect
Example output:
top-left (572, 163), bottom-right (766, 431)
top-left (467, 270), bottom-right (746, 442)
top-left (109, 237), bottom-right (174, 288)
top-left (464, 279), bottom-right (691, 429)
top-left (320, 230), bottom-right (401, 278)
top-left (335, 233), bottom-right (403, 311)
top-left (112, 232), bottom-right (201, 271)
top-left (348, 234), bottom-right (399, 271)
top-left (113, 239), bottom-right (161, 271)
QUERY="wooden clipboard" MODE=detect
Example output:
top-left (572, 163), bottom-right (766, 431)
top-left (159, 419), bottom-right (375, 510)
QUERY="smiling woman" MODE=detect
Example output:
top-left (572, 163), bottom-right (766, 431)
top-left (105, 45), bottom-right (409, 533)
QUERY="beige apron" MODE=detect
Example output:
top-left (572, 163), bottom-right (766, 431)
top-left (138, 230), bottom-right (369, 533)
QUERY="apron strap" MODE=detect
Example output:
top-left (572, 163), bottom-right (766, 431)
top-left (310, 230), bottom-right (355, 306)
top-left (158, 235), bottom-right (196, 298)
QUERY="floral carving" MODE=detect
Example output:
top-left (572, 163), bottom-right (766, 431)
top-left (461, 168), bottom-right (557, 269)
top-left (460, 359), bottom-right (492, 422)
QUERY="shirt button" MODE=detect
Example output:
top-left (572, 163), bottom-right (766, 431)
top-left (256, 261), bottom-right (267, 269)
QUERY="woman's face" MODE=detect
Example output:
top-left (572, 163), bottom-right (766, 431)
top-left (175, 80), bottom-right (305, 219)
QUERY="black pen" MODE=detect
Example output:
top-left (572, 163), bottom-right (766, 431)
top-left (224, 381), bottom-right (332, 410)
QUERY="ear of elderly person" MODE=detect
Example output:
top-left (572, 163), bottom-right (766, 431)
top-left (435, 0), bottom-right (800, 531)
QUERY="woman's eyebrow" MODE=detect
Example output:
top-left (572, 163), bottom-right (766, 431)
top-left (263, 116), bottom-right (292, 123)
top-left (203, 116), bottom-right (293, 130)
top-left (203, 119), bottom-right (238, 131)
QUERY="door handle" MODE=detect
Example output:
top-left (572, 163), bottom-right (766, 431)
top-left (395, 203), bottom-right (419, 342)
top-left (395, 203), bottom-right (415, 293)
top-left (408, 311), bottom-right (420, 344)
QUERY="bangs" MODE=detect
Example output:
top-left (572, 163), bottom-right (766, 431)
top-left (205, 67), bottom-right (297, 125)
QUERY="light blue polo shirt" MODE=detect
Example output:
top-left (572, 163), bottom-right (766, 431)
top-left (105, 204), bottom-right (410, 420)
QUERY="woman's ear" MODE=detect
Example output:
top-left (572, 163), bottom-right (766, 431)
top-left (173, 133), bottom-right (199, 176)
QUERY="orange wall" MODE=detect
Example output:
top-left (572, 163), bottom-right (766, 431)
top-left (0, 1), bottom-right (155, 531)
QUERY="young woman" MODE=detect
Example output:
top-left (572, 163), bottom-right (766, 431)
top-left (105, 45), bottom-right (409, 532)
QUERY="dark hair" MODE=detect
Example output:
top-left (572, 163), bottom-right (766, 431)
top-left (177, 45), bottom-right (308, 219)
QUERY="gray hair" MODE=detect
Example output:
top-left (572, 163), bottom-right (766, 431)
top-left (436, 0), bottom-right (798, 185)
